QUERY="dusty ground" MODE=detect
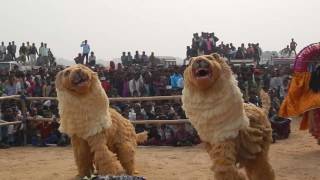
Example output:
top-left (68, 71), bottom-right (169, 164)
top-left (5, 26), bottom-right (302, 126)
top-left (0, 121), bottom-right (319, 180)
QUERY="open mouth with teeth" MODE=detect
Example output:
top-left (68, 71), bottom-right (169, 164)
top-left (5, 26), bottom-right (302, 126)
top-left (71, 73), bottom-right (89, 87)
top-left (192, 61), bottom-right (212, 79)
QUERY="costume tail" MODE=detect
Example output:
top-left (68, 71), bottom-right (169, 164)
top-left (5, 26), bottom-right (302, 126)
top-left (260, 89), bottom-right (271, 115)
top-left (136, 131), bottom-right (148, 143)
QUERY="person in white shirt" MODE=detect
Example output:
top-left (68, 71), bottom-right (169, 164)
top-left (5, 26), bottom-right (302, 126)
top-left (39, 42), bottom-right (45, 56)
top-left (29, 43), bottom-right (38, 66)
top-left (129, 74), bottom-right (144, 97)
top-left (39, 43), bottom-right (49, 66)
top-left (80, 40), bottom-right (90, 64)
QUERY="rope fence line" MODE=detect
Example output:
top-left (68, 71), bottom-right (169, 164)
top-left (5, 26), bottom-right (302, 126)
top-left (22, 95), bottom-right (182, 102)
top-left (27, 117), bottom-right (190, 125)
top-left (0, 95), bottom-right (187, 145)
top-left (0, 120), bottom-right (22, 127)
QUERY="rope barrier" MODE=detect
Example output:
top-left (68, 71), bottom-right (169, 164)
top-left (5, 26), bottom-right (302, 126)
top-left (27, 117), bottom-right (190, 125)
top-left (0, 121), bottom-right (22, 127)
top-left (23, 95), bottom-right (182, 102)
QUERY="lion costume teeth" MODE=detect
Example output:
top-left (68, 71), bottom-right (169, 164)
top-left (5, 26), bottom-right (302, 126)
top-left (182, 54), bottom-right (275, 180)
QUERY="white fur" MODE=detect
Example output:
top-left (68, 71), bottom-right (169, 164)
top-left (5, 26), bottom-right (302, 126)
top-left (57, 80), bottom-right (112, 139)
top-left (182, 73), bottom-right (249, 144)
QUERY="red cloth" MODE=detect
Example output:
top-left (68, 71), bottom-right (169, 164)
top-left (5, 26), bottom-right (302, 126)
top-left (37, 122), bottom-right (52, 139)
top-left (101, 81), bottom-right (111, 93)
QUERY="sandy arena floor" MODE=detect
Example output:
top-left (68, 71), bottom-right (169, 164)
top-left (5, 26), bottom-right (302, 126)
top-left (0, 121), bottom-right (319, 180)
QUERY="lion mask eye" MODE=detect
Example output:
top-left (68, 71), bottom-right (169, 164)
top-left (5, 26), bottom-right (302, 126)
top-left (64, 70), bottom-right (70, 77)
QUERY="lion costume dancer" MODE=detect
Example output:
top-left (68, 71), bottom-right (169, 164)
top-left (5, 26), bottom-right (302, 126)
top-left (55, 64), bottom-right (147, 177)
top-left (182, 54), bottom-right (275, 180)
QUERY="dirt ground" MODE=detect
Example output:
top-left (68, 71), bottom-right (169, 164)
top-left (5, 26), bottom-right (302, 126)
top-left (0, 120), bottom-right (319, 180)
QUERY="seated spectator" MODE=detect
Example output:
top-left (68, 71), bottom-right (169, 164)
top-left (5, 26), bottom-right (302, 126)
top-left (74, 53), bottom-right (84, 64)
top-left (235, 47), bottom-right (245, 59)
top-left (175, 124), bottom-right (193, 146)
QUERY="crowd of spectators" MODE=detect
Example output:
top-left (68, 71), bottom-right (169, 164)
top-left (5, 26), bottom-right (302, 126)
top-left (0, 41), bottom-right (56, 66)
top-left (0, 37), bottom-right (293, 149)
top-left (279, 38), bottom-right (298, 57)
top-left (186, 32), bottom-right (263, 64)
top-left (120, 51), bottom-right (162, 67)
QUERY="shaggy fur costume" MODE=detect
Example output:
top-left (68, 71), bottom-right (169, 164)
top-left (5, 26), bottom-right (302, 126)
top-left (56, 64), bottom-right (147, 177)
top-left (182, 54), bottom-right (275, 180)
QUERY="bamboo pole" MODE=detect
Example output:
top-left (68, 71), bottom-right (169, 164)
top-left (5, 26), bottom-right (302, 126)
top-left (0, 95), bottom-right (20, 101)
top-left (25, 97), bottom-right (58, 101)
top-left (19, 95), bottom-right (28, 145)
top-left (23, 95), bottom-right (182, 102)
top-left (0, 121), bottom-right (22, 127)
top-left (27, 117), bottom-right (190, 125)
top-left (131, 119), bottom-right (189, 125)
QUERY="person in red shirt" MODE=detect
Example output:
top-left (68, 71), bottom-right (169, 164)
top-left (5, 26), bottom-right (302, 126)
top-left (100, 76), bottom-right (111, 94)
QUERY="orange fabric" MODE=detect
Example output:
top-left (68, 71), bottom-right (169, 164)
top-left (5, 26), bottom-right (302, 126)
top-left (279, 72), bottom-right (320, 118)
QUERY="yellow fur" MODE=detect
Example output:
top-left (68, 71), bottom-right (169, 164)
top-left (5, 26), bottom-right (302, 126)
top-left (182, 54), bottom-right (275, 180)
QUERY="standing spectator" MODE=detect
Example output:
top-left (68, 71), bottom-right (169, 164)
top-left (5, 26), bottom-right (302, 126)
top-left (127, 52), bottom-right (133, 65)
top-left (203, 36), bottom-right (213, 55)
top-left (100, 76), bottom-right (111, 94)
top-left (134, 51), bottom-right (141, 64)
top-left (48, 48), bottom-right (55, 66)
top-left (38, 43), bottom-right (44, 56)
top-left (39, 43), bottom-right (49, 66)
top-left (186, 46), bottom-right (192, 59)
top-left (4, 76), bottom-right (18, 96)
top-left (149, 52), bottom-right (160, 67)
top-left (42, 81), bottom-right (52, 97)
top-left (246, 43), bottom-right (254, 58)
top-left (11, 41), bottom-right (17, 60)
top-left (29, 43), bottom-right (38, 66)
top-left (7, 42), bottom-right (14, 60)
top-left (74, 53), bottom-right (84, 64)
top-left (0, 42), bottom-right (6, 60)
top-left (192, 33), bottom-right (201, 55)
top-left (88, 51), bottom-right (96, 66)
top-left (289, 38), bottom-right (297, 56)
top-left (80, 40), bottom-right (90, 64)
top-left (141, 51), bottom-right (149, 65)
top-left (26, 42), bottom-right (31, 61)
top-left (170, 69), bottom-right (183, 90)
top-left (121, 52), bottom-right (128, 66)
top-left (253, 43), bottom-right (262, 65)
top-left (209, 32), bottom-right (219, 50)
top-left (19, 43), bottom-right (27, 64)
top-left (129, 73), bottom-right (144, 96)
